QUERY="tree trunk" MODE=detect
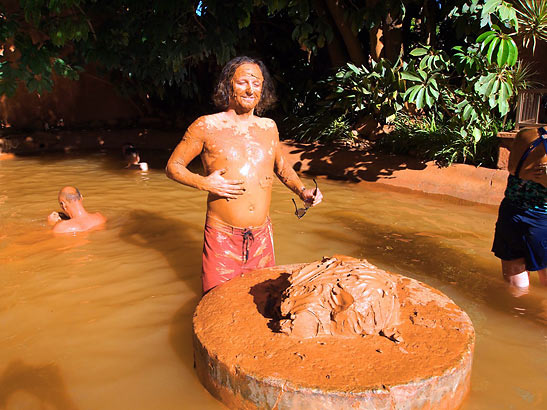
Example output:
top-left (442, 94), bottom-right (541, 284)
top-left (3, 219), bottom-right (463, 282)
top-left (370, 26), bottom-right (383, 61)
top-left (366, 0), bottom-right (403, 63)
top-left (383, 13), bottom-right (403, 63)
top-left (314, 0), bottom-right (348, 67)
top-left (324, 0), bottom-right (367, 66)
top-left (423, 0), bottom-right (436, 47)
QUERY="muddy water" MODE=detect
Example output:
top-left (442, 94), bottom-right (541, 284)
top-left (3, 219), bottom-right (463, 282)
top-left (0, 152), bottom-right (545, 410)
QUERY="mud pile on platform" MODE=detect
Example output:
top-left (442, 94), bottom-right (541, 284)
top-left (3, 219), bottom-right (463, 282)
top-left (193, 255), bottom-right (475, 409)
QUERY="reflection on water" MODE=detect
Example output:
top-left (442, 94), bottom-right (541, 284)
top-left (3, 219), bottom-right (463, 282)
top-left (0, 151), bottom-right (545, 410)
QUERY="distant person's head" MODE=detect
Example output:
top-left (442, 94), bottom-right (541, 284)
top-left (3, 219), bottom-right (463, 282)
top-left (123, 144), bottom-right (141, 166)
top-left (212, 56), bottom-right (276, 115)
top-left (58, 186), bottom-right (83, 215)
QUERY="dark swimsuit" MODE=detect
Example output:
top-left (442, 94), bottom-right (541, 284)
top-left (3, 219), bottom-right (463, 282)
top-left (492, 128), bottom-right (547, 270)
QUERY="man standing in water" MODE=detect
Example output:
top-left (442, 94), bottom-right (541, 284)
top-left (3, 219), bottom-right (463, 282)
top-left (48, 186), bottom-right (106, 233)
top-left (166, 56), bottom-right (322, 293)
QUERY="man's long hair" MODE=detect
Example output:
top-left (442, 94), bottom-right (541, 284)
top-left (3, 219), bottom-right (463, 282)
top-left (212, 56), bottom-right (276, 115)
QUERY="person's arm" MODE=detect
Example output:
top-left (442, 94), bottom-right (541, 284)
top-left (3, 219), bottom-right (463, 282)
top-left (273, 133), bottom-right (322, 206)
top-left (165, 118), bottom-right (245, 199)
top-left (48, 211), bottom-right (62, 225)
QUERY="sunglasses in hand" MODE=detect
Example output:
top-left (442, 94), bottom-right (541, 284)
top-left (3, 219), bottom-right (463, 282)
top-left (292, 179), bottom-right (318, 219)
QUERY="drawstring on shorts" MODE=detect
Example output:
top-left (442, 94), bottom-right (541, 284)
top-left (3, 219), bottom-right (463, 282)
top-left (242, 229), bottom-right (254, 263)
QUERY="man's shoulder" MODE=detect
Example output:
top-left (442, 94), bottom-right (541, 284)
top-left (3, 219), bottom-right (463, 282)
top-left (52, 219), bottom-right (80, 234)
top-left (188, 113), bottom-right (225, 134)
top-left (52, 214), bottom-right (106, 234)
top-left (255, 116), bottom-right (277, 131)
top-left (91, 212), bottom-right (107, 224)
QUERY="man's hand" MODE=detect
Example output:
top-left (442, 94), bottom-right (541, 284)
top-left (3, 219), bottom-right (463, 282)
top-left (300, 186), bottom-right (323, 207)
top-left (205, 169), bottom-right (246, 199)
top-left (48, 211), bottom-right (62, 225)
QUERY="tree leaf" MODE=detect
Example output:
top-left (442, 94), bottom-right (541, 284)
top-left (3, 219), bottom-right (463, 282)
top-left (415, 87), bottom-right (425, 109)
top-left (400, 71), bottom-right (422, 82)
top-left (410, 47), bottom-right (428, 57)
top-left (486, 36), bottom-right (500, 64)
top-left (497, 39), bottom-right (508, 66)
top-left (477, 30), bottom-right (495, 43)
top-left (482, 0), bottom-right (501, 17)
top-left (472, 127), bottom-right (482, 142)
top-left (425, 89), bottom-right (434, 107)
top-left (506, 39), bottom-right (518, 66)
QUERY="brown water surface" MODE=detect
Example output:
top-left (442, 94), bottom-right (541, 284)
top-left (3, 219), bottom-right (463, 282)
top-left (0, 151), bottom-right (545, 409)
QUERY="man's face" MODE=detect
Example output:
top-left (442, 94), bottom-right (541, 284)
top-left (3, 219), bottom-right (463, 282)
top-left (230, 63), bottom-right (264, 113)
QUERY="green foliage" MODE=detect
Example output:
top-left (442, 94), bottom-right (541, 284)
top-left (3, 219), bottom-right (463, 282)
top-left (0, 1), bottom-right (84, 97)
top-left (288, 59), bottom-right (403, 143)
top-left (329, 60), bottom-right (403, 123)
top-left (476, 27), bottom-right (518, 66)
top-left (1, 0), bottom-right (546, 169)
top-left (290, 0), bottom-right (545, 166)
top-left (381, 112), bottom-right (501, 167)
top-left (515, 0), bottom-right (547, 52)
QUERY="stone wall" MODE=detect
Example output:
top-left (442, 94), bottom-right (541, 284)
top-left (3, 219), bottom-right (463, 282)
top-left (1, 71), bottom-right (141, 130)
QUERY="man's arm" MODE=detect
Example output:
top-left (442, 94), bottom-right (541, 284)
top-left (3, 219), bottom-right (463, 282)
top-left (274, 140), bottom-right (323, 206)
top-left (48, 211), bottom-right (62, 225)
top-left (165, 118), bottom-right (245, 199)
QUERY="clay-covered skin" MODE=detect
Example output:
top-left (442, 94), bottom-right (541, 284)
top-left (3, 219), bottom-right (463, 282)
top-left (165, 63), bottom-right (321, 228)
top-left (508, 127), bottom-right (547, 187)
top-left (279, 257), bottom-right (401, 339)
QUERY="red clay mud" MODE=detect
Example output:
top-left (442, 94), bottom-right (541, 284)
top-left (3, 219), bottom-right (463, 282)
top-left (279, 257), bottom-right (401, 339)
top-left (193, 255), bottom-right (475, 409)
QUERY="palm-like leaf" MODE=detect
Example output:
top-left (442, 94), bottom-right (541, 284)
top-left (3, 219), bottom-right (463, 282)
top-left (515, 0), bottom-right (547, 53)
top-left (510, 59), bottom-right (542, 92)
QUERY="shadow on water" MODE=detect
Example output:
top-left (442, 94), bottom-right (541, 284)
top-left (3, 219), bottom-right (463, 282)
top-left (287, 142), bottom-right (427, 182)
top-left (329, 213), bottom-right (547, 327)
top-left (0, 360), bottom-right (78, 410)
top-left (118, 209), bottom-right (202, 290)
top-left (119, 209), bottom-right (205, 373)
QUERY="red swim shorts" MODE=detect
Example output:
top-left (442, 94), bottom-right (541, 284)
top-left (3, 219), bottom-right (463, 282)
top-left (202, 216), bottom-right (276, 293)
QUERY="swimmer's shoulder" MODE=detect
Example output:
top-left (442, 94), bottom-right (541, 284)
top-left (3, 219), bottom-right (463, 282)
top-left (52, 214), bottom-right (105, 234)
top-left (92, 212), bottom-right (107, 225)
top-left (52, 219), bottom-right (78, 234)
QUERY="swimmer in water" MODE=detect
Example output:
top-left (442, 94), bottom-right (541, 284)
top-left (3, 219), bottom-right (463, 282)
top-left (166, 56), bottom-right (323, 294)
top-left (123, 144), bottom-right (148, 171)
top-left (0, 140), bottom-right (15, 160)
top-left (48, 186), bottom-right (106, 233)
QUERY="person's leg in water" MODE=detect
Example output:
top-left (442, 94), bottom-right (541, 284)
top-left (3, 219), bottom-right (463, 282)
top-left (501, 258), bottom-right (529, 287)
top-left (537, 268), bottom-right (547, 285)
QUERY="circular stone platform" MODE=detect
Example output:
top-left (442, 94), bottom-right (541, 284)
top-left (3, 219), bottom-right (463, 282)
top-left (193, 256), bottom-right (475, 410)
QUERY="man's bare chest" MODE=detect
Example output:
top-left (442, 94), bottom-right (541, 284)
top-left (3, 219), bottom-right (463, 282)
top-left (202, 132), bottom-right (276, 165)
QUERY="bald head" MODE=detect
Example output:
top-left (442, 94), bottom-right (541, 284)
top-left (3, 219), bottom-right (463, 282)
top-left (58, 186), bottom-right (82, 203)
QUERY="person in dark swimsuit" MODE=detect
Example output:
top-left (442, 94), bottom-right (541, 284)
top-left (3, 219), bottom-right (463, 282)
top-left (492, 127), bottom-right (547, 289)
